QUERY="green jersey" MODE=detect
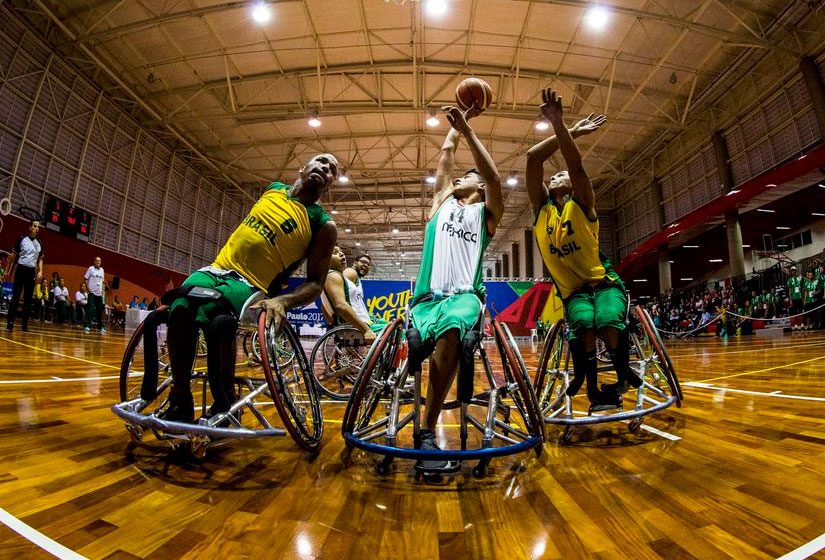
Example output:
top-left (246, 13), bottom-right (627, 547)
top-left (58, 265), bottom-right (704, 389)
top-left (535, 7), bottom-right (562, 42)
top-left (788, 276), bottom-right (802, 301)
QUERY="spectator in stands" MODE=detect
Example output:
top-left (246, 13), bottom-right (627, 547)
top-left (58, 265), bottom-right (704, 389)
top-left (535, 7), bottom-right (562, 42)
top-left (129, 295), bottom-right (139, 309)
top-left (148, 297), bottom-right (158, 311)
top-left (112, 295), bottom-right (125, 326)
top-left (6, 219), bottom-right (44, 332)
top-left (74, 282), bottom-right (88, 327)
top-left (34, 278), bottom-right (49, 323)
top-left (803, 269), bottom-right (820, 330)
top-left (139, 297), bottom-right (148, 310)
top-left (52, 279), bottom-right (69, 324)
top-left (787, 266), bottom-right (803, 331)
top-left (83, 256), bottom-right (106, 335)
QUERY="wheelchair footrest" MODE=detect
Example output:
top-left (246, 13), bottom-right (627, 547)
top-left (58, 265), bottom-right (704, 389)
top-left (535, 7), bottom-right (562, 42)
top-left (111, 403), bottom-right (287, 439)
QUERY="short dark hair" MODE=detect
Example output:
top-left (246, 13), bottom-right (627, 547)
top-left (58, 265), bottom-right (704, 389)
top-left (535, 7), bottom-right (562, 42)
top-left (464, 168), bottom-right (481, 178)
top-left (354, 253), bottom-right (372, 263)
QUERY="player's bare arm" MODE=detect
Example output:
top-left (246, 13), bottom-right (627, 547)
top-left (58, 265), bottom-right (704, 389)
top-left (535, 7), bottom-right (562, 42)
top-left (443, 105), bottom-right (503, 236)
top-left (526, 111), bottom-right (606, 220)
top-left (252, 221), bottom-right (337, 331)
top-left (541, 88), bottom-right (597, 220)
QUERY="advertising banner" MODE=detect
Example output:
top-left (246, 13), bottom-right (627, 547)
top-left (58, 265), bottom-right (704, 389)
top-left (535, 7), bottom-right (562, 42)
top-left (283, 277), bottom-right (563, 336)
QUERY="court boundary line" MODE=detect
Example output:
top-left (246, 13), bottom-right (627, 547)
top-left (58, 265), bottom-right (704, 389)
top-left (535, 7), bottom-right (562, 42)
top-left (684, 382), bottom-right (825, 402)
top-left (776, 532), bottom-right (825, 560)
top-left (0, 506), bottom-right (87, 560)
top-left (695, 355), bottom-right (825, 383)
top-left (0, 336), bottom-right (119, 370)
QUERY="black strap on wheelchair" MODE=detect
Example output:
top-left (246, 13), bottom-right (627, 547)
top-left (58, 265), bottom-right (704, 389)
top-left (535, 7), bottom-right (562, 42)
top-left (457, 313), bottom-right (484, 404)
top-left (406, 327), bottom-right (434, 375)
top-left (140, 308), bottom-right (170, 401)
top-left (160, 285), bottom-right (237, 317)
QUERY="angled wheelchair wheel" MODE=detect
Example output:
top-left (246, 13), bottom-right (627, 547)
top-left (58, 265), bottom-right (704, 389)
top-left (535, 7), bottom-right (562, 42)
top-left (342, 318), bottom-right (404, 438)
top-left (492, 319), bottom-right (545, 447)
top-left (119, 307), bottom-right (171, 403)
top-left (258, 314), bottom-right (323, 451)
top-left (310, 325), bottom-right (370, 400)
top-left (634, 305), bottom-right (682, 406)
top-left (534, 319), bottom-right (565, 412)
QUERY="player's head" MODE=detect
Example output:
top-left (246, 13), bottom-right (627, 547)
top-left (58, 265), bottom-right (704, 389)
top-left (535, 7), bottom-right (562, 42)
top-left (330, 246), bottom-right (346, 271)
top-left (806, 269), bottom-right (814, 280)
top-left (453, 169), bottom-right (485, 201)
top-left (93, 256), bottom-right (101, 268)
top-left (547, 170), bottom-right (572, 202)
top-left (28, 219), bottom-right (41, 237)
top-left (298, 153), bottom-right (339, 198)
top-left (353, 253), bottom-right (372, 278)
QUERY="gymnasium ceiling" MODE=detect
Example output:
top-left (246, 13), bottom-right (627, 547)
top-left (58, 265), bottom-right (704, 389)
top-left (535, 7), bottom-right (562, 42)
top-left (15, 0), bottom-right (825, 272)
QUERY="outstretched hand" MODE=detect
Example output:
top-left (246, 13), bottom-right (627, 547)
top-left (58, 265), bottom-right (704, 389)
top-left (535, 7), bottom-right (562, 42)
top-left (573, 113), bottom-right (607, 135)
top-left (539, 88), bottom-right (564, 124)
top-left (442, 105), bottom-right (474, 134)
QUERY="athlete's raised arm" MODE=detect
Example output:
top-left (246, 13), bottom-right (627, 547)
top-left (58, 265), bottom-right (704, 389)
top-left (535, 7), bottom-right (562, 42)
top-left (443, 105), bottom-right (502, 236)
top-left (526, 112), bottom-right (606, 220)
top-left (541, 88), bottom-right (598, 220)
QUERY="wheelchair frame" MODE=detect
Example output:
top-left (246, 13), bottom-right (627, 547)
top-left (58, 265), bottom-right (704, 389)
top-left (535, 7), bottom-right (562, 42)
top-left (534, 305), bottom-right (682, 442)
top-left (310, 324), bottom-right (371, 400)
top-left (342, 314), bottom-right (544, 478)
top-left (111, 291), bottom-right (323, 456)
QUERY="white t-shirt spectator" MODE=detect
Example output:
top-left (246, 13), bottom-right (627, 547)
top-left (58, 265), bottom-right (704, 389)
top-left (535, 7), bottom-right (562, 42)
top-left (84, 265), bottom-right (105, 297)
top-left (53, 286), bottom-right (68, 302)
top-left (75, 291), bottom-right (88, 306)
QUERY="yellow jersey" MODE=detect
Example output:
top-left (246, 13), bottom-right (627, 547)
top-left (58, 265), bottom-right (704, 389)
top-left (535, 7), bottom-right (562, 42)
top-left (213, 183), bottom-right (330, 295)
top-left (535, 197), bottom-right (619, 299)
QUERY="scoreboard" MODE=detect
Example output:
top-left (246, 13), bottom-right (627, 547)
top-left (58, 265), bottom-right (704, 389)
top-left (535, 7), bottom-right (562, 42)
top-left (44, 198), bottom-right (93, 241)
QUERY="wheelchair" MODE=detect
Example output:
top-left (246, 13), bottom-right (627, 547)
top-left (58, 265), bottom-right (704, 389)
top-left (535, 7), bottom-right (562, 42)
top-left (342, 302), bottom-right (544, 479)
top-left (111, 288), bottom-right (323, 457)
top-left (310, 325), bottom-right (372, 400)
top-left (534, 304), bottom-right (682, 443)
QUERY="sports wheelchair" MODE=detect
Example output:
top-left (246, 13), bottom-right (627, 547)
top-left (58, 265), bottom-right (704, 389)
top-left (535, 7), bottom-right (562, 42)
top-left (111, 288), bottom-right (323, 457)
top-left (534, 304), bottom-right (682, 443)
top-left (342, 304), bottom-right (544, 479)
top-left (310, 325), bottom-right (372, 400)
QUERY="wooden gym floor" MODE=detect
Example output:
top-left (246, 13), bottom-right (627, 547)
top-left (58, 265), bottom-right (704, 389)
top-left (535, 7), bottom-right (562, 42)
top-left (0, 323), bottom-right (824, 559)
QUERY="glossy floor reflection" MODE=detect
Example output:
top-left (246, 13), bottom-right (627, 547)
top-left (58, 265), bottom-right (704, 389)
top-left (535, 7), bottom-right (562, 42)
top-left (1, 324), bottom-right (824, 559)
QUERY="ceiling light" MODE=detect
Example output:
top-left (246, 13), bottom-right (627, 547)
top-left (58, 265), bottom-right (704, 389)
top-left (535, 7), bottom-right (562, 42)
top-left (584, 4), bottom-right (609, 31)
top-left (776, 226), bottom-right (791, 230)
top-left (756, 208), bottom-right (775, 213)
top-left (425, 171), bottom-right (436, 184)
top-left (507, 171), bottom-right (518, 186)
top-left (338, 174), bottom-right (349, 184)
top-left (742, 244), bottom-right (751, 248)
top-left (709, 259), bottom-right (723, 263)
top-left (308, 117), bottom-right (321, 128)
top-left (683, 245), bottom-right (699, 249)
top-left (766, 183), bottom-right (777, 187)
top-left (355, 241), bottom-right (361, 246)
top-left (426, 109), bottom-right (440, 127)
top-left (819, 184), bottom-right (825, 188)
top-left (392, 228), bottom-right (399, 234)
top-left (535, 120), bottom-right (550, 131)
top-left (669, 260), bottom-right (674, 264)
top-left (251, 2), bottom-right (271, 23)
top-left (633, 279), bottom-right (648, 283)
top-left (425, 0), bottom-right (448, 17)
top-left (813, 213), bottom-right (825, 217)
top-left (680, 278), bottom-right (693, 281)
top-left (344, 228), bottom-right (351, 233)
top-left (331, 209), bottom-right (338, 215)
top-left (396, 261), bottom-right (401, 265)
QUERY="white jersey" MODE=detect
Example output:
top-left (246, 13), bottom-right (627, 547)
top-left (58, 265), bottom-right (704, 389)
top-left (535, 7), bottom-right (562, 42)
top-left (414, 197), bottom-right (490, 301)
top-left (84, 265), bottom-right (105, 296)
top-left (348, 276), bottom-right (371, 324)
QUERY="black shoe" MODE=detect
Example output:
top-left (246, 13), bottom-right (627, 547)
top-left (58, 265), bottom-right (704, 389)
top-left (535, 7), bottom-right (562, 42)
top-left (589, 393), bottom-right (623, 413)
top-left (600, 381), bottom-right (630, 395)
top-left (414, 429), bottom-right (452, 473)
top-left (159, 399), bottom-right (195, 423)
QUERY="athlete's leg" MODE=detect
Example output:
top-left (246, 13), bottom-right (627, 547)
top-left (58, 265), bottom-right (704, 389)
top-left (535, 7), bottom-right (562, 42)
top-left (205, 314), bottom-right (239, 414)
top-left (165, 304), bottom-right (198, 421)
top-left (424, 328), bottom-right (460, 431)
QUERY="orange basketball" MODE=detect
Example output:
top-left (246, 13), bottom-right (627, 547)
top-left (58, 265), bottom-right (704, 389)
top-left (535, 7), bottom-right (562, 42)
top-left (455, 78), bottom-right (493, 112)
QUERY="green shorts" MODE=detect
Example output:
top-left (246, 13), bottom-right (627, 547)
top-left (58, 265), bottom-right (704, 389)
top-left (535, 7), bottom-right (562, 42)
top-left (564, 281), bottom-right (627, 339)
top-left (410, 292), bottom-right (483, 344)
top-left (169, 270), bottom-right (258, 326)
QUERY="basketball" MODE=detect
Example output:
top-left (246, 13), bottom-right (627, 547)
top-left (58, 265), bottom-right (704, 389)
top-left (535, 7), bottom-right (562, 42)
top-left (455, 77), bottom-right (493, 111)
